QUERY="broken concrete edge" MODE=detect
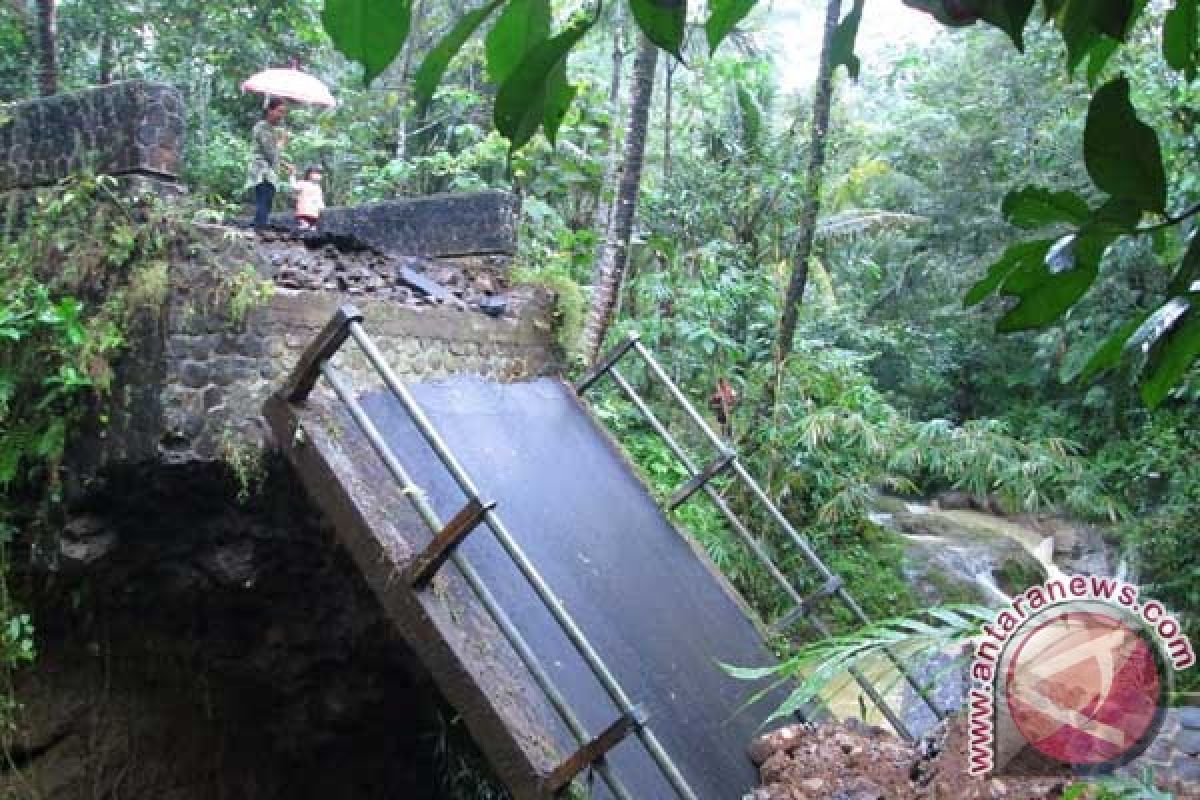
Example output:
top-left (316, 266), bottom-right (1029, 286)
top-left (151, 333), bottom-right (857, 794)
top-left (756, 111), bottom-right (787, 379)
top-left (264, 391), bottom-right (570, 800)
top-left (268, 191), bottom-right (519, 259)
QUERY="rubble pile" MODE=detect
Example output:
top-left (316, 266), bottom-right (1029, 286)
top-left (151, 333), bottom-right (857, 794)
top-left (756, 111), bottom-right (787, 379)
top-left (255, 229), bottom-right (507, 310)
top-left (745, 716), bottom-right (1196, 800)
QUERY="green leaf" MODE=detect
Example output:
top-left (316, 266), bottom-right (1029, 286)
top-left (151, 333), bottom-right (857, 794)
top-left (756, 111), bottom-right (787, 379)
top-left (1164, 0), bottom-right (1198, 79)
top-left (830, 0), bottom-right (865, 78)
top-left (36, 418), bottom-right (65, 459)
top-left (736, 85), bottom-right (763, 150)
top-left (1071, 194), bottom-right (1141, 264)
top-left (901, 0), bottom-right (984, 28)
top-left (630, 0), bottom-right (687, 57)
top-left (996, 258), bottom-right (1098, 331)
top-left (1168, 230), bottom-right (1200, 296)
top-left (0, 444), bottom-right (19, 485)
top-left (1141, 305), bottom-right (1200, 407)
top-left (903, 0), bottom-right (1034, 45)
top-left (1092, 0), bottom-right (1136, 37)
top-left (413, 0), bottom-right (506, 111)
top-left (1083, 77), bottom-right (1167, 213)
top-left (322, 0), bottom-right (413, 86)
top-left (1085, 36), bottom-right (1120, 84)
top-left (494, 14), bottom-right (595, 152)
top-left (980, 0), bottom-right (1036, 50)
top-left (1002, 187), bottom-right (1090, 229)
top-left (706, 0), bottom-right (757, 53)
top-left (543, 63), bottom-right (578, 145)
top-left (485, 0), bottom-right (552, 86)
top-left (1057, 0), bottom-right (1136, 72)
top-left (987, 202), bottom-right (1131, 331)
top-left (1076, 313), bottom-right (1150, 381)
top-left (964, 239), bottom-right (1054, 307)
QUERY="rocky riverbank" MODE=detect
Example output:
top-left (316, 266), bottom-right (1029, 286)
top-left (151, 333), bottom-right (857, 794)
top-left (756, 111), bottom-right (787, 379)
top-left (745, 715), bottom-right (1199, 799)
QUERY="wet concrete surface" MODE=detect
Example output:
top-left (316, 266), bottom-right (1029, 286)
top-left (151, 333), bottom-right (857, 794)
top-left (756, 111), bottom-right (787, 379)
top-left (359, 377), bottom-right (788, 799)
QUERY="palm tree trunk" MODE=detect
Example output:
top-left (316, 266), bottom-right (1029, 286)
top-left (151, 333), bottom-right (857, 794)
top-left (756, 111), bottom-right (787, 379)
top-left (35, 0), bottom-right (57, 96)
top-left (589, 4), bottom-right (627, 244)
top-left (581, 34), bottom-right (658, 364)
top-left (394, 0), bottom-right (427, 160)
top-left (759, 0), bottom-right (843, 415)
top-left (663, 59), bottom-right (676, 180)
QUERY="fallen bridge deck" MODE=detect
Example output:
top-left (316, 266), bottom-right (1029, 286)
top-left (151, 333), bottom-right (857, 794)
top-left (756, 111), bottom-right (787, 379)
top-left (266, 367), bottom-right (788, 799)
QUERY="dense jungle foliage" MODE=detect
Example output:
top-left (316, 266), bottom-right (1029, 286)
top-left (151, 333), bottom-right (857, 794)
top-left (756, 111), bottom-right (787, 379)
top-left (0, 0), bottom-right (1197, 731)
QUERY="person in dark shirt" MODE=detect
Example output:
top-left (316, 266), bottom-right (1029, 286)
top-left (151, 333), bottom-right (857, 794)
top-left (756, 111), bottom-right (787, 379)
top-left (246, 98), bottom-right (289, 227)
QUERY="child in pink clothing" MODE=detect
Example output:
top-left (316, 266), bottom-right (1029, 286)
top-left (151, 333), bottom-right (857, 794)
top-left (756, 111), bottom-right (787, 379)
top-left (288, 165), bottom-right (325, 230)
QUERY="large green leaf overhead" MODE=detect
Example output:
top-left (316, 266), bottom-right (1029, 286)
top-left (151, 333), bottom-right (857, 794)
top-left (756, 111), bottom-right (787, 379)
top-left (901, 0), bottom-right (1035, 49)
top-left (413, 0), bottom-right (506, 111)
top-left (486, 0), bottom-right (552, 85)
top-left (1055, 0), bottom-right (1137, 70)
top-left (630, 0), bottom-right (687, 57)
top-left (830, 0), bottom-right (865, 79)
top-left (964, 239), bottom-right (1055, 307)
top-left (706, 0), bottom-right (757, 53)
top-left (1164, 0), bottom-right (1198, 79)
top-left (494, 14), bottom-right (595, 151)
top-left (980, 0), bottom-right (1037, 50)
top-left (1001, 187), bottom-right (1091, 229)
top-left (1083, 77), bottom-right (1167, 213)
top-left (322, 0), bottom-right (412, 85)
top-left (1141, 302), bottom-right (1200, 407)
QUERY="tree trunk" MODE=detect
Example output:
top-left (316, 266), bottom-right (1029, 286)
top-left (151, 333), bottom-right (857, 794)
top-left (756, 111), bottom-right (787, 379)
top-left (663, 59), bottom-right (676, 181)
top-left (759, 0), bottom-right (843, 415)
top-left (589, 4), bottom-right (627, 245)
top-left (98, 30), bottom-right (113, 84)
top-left (581, 34), bottom-right (658, 365)
top-left (35, 0), bottom-right (57, 96)
top-left (395, 0), bottom-right (428, 161)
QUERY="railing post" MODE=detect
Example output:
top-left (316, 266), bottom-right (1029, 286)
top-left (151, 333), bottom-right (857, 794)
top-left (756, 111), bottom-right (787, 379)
top-left (407, 498), bottom-right (496, 588)
top-left (281, 304), bottom-right (363, 403)
top-left (575, 333), bottom-right (641, 395)
top-left (542, 706), bottom-right (650, 794)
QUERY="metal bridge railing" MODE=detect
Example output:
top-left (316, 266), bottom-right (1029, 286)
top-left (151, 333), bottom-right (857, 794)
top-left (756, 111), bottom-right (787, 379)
top-left (575, 333), bottom-right (946, 741)
top-left (280, 306), bottom-right (697, 800)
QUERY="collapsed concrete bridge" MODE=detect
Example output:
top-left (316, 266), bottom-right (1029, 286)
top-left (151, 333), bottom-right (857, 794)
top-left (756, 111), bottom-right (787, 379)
top-left (264, 308), bottom-right (792, 799)
top-left (1, 80), bottom-right (943, 799)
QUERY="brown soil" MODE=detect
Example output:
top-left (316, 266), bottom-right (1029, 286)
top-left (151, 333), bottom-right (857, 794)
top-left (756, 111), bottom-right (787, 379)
top-left (747, 716), bottom-right (1194, 800)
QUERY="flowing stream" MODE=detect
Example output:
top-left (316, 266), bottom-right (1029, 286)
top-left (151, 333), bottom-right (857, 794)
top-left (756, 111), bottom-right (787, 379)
top-left (814, 499), bottom-right (1114, 738)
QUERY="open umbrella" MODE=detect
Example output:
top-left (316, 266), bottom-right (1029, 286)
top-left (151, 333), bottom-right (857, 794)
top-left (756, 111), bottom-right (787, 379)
top-left (241, 68), bottom-right (336, 108)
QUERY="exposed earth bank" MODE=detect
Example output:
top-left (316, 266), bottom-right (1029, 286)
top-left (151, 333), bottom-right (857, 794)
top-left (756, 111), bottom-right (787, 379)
top-left (747, 716), bottom-right (1199, 800)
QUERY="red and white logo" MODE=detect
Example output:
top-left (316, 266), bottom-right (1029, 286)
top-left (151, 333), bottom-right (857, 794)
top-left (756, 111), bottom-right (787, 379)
top-left (1003, 608), bottom-right (1163, 767)
top-left (967, 576), bottom-right (1193, 777)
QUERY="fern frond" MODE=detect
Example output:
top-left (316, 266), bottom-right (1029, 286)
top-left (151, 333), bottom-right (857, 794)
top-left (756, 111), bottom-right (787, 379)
top-left (816, 209), bottom-right (930, 241)
top-left (723, 604), bottom-right (992, 725)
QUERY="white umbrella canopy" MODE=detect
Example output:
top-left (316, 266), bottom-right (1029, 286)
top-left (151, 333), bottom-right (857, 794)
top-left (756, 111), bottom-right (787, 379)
top-left (241, 68), bottom-right (336, 108)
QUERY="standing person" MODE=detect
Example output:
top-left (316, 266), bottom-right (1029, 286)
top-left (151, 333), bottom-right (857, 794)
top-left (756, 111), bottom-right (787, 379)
top-left (709, 377), bottom-right (739, 438)
top-left (288, 164), bottom-right (325, 230)
top-left (247, 97), bottom-right (289, 228)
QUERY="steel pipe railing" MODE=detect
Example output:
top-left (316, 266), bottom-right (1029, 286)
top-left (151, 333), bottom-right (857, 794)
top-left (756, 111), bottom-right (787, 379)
top-left (605, 366), bottom-right (912, 738)
top-left (346, 323), bottom-right (698, 800)
top-left (321, 364), bottom-right (634, 800)
top-left (580, 334), bottom-right (946, 736)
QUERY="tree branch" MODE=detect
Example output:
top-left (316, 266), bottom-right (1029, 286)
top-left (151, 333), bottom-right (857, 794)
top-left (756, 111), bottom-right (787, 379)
top-left (1136, 201), bottom-right (1200, 234)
